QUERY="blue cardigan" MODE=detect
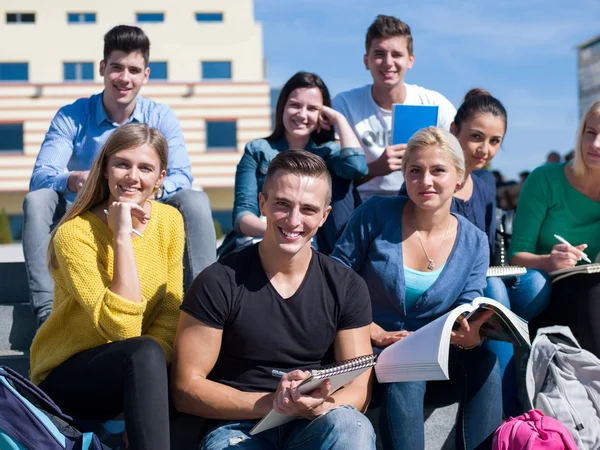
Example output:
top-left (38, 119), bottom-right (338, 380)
top-left (331, 196), bottom-right (489, 332)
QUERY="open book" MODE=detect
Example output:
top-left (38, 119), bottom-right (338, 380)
top-left (374, 297), bottom-right (530, 383)
top-left (549, 263), bottom-right (600, 283)
top-left (391, 104), bottom-right (439, 145)
top-left (250, 355), bottom-right (376, 435)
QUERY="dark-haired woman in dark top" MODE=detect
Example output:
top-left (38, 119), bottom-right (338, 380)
top-left (218, 71), bottom-right (367, 258)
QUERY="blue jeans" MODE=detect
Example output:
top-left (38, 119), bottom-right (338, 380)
top-left (22, 188), bottom-right (216, 323)
top-left (22, 189), bottom-right (68, 321)
top-left (483, 276), bottom-right (520, 416)
top-left (200, 406), bottom-right (375, 450)
top-left (377, 346), bottom-right (501, 450)
top-left (506, 269), bottom-right (551, 321)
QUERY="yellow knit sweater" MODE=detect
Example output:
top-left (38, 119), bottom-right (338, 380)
top-left (30, 201), bottom-right (184, 385)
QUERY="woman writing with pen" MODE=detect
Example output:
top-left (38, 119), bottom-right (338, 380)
top-left (30, 123), bottom-right (184, 450)
top-left (509, 101), bottom-right (600, 356)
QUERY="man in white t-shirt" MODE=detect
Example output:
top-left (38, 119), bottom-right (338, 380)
top-left (333, 15), bottom-right (456, 200)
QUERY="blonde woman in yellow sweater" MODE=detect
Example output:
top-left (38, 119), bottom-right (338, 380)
top-left (30, 123), bottom-right (184, 450)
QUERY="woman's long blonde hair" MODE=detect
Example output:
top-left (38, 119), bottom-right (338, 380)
top-left (47, 123), bottom-right (168, 270)
top-left (573, 100), bottom-right (600, 179)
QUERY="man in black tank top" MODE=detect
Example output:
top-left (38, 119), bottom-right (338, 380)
top-left (171, 150), bottom-right (375, 449)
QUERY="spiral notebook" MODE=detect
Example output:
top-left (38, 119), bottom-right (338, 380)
top-left (249, 355), bottom-right (376, 435)
top-left (486, 266), bottom-right (526, 277)
top-left (550, 263), bottom-right (600, 283)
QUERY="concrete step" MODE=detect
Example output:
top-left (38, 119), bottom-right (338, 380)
top-left (0, 303), bottom-right (35, 352)
top-left (0, 349), bottom-right (30, 377)
top-left (0, 262), bottom-right (29, 304)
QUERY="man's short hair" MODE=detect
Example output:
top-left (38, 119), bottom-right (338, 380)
top-left (365, 15), bottom-right (413, 54)
top-left (263, 150), bottom-right (332, 206)
top-left (103, 25), bottom-right (150, 66)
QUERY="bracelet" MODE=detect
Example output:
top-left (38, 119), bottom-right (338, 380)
top-left (455, 336), bottom-right (484, 350)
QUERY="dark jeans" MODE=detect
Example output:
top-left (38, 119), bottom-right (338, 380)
top-left (531, 272), bottom-right (600, 357)
top-left (39, 336), bottom-right (170, 450)
top-left (375, 346), bottom-right (502, 450)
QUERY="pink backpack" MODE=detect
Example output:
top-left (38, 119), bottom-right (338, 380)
top-left (493, 410), bottom-right (578, 450)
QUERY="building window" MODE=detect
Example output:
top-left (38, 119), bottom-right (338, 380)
top-left (0, 63), bottom-right (28, 81)
top-left (195, 13), bottom-right (223, 22)
top-left (206, 121), bottom-right (237, 151)
top-left (136, 13), bottom-right (164, 23)
top-left (67, 13), bottom-right (96, 23)
top-left (148, 62), bottom-right (168, 81)
top-left (6, 13), bottom-right (35, 23)
top-left (64, 62), bottom-right (94, 82)
top-left (202, 61), bottom-right (232, 80)
top-left (0, 123), bottom-right (24, 153)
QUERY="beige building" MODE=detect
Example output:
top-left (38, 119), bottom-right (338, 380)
top-left (0, 0), bottom-right (271, 237)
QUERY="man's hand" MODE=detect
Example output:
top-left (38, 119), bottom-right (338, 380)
top-left (368, 144), bottom-right (406, 177)
top-left (273, 370), bottom-right (331, 419)
top-left (451, 310), bottom-right (494, 349)
top-left (67, 170), bottom-right (90, 193)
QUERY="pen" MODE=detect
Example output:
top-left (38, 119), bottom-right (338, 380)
top-left (554, 234), bottom-right (591, 263)
top-left (271, 369), bottom-right (287, 378)
top-left (103, 209), bottom-right (145, 238)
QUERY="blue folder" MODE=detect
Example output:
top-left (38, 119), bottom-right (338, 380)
top-left (391, 105), bottom-right (439, 145)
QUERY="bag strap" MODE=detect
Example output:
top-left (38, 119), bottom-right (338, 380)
top-left (0, 365), bottom-right (73, 422)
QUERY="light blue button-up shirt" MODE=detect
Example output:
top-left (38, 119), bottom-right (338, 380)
top-left (30, 92), bottom-right (193, 201)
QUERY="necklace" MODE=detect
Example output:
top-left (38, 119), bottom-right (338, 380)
top-left (411, 207), bottom-right (452, 271)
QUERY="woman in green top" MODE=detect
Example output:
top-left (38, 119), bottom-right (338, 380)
top-left (509, 101), bottom-right (600, 355)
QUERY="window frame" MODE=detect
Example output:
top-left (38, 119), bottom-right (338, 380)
top-left (195, 12), bottom-right (224, 22)
top-left (136, 12), bottom-right (165, 23)
top-left (201, 61), bottom-right (232, 80)
top-left (205, 120), bottom-right (238, 152)
top-left (6, 13), bottom-right (35, 24)
top-left (0, 122), bottom-right (24, 154)
top-left (63, 62), bottom-right (95, 82)
top-left (0, 63), bottom-right (29, 82)
top-left (67, 12), bottom-right (96, 24)
top-left (148, 61), bottom-right (168, 81)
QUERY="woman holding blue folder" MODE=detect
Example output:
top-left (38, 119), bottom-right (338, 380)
top-left (333, 126), bottom-right (501, 450)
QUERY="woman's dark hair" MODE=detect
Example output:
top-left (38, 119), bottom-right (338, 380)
top-left (267, 71), bottom-right (334, 145)
top-left (453, 88), bottom-right (508, 134)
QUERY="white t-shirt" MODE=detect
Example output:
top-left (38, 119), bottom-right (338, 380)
top-left (333, 83), bottom-right (456, 200)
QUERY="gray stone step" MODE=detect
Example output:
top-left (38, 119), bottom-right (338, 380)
top-left (0, 303), bottom-right (35, 352)
top-left (0, 349), bottom-right (30, 377)
top-left (0, 262), bottom-right (29, 304)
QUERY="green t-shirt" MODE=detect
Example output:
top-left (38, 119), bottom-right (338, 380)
top-left (508, 162), bottom-right (600, 264)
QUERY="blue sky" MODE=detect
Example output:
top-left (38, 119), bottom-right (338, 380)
top-left (254, 0), bottom-right (600, 180)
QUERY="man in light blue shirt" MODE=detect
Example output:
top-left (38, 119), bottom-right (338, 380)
top-left (23, 25), bottom-right (216, 327)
